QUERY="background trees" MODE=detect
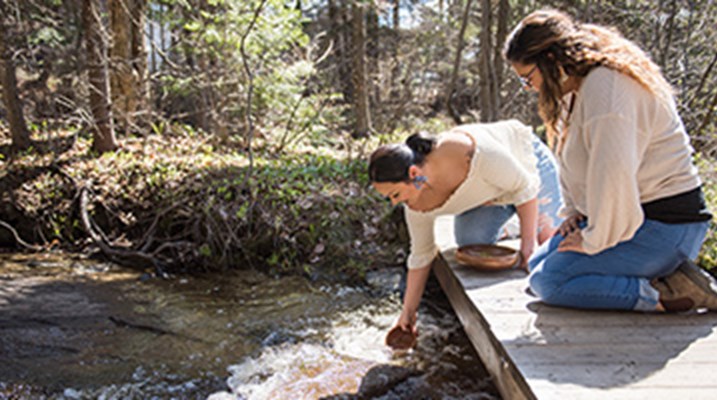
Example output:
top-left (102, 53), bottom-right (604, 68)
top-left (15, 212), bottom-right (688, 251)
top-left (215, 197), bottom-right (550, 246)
top-left (0, 0), bottom-right (715, 270)
top-left (82, 0), bottom-right (118, 153)
top-left (0, 0), bottom-right (714, 154)
top-left (0, 1), bottom-right (31, 150)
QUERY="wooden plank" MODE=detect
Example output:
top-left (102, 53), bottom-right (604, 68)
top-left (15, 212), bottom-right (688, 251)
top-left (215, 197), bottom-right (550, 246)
top-left (489, 320), bottom-right (717, 345)
top-left (529, 386), bottom-right (717, 400)
top-left (504, 342), bottom-right (717, 364)
top-left (521, 362), bottom-right (717, 388)
top-left (432, 215), bottom-right (717, 400)
top-left (432, 255), bottom-right (536, 400)
top-left (487, 307), bottom-right (717, 327)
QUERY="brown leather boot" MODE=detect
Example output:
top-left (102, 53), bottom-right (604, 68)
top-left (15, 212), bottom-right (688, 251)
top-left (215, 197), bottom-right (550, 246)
top-left (652, 260), bottom-right (717, 312)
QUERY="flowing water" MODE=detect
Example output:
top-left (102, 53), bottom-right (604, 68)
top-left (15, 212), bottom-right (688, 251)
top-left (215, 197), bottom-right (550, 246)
top-left (0, 252), bottom-right (499, 399)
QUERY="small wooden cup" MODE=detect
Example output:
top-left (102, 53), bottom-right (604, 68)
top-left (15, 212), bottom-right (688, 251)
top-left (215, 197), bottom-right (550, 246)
top-left (385, 326), bottom-right (418, 350)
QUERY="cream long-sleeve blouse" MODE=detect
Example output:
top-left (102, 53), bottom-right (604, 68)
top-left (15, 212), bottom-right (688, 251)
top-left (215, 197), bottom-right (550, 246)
top-left (558, 67), bottom-right (702, 254)
top-left (405, 119), bottom-right (540, 270)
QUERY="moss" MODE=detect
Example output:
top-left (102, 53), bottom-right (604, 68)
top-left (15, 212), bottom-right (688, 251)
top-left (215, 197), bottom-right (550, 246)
top-left (695, 154), bottom-right (717, 271)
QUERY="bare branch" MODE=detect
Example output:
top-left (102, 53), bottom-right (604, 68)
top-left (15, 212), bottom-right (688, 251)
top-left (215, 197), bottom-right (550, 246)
top-left (238, 0), bottom-right (268, 228)
top-left (0, 220), bottom-right (43, 251)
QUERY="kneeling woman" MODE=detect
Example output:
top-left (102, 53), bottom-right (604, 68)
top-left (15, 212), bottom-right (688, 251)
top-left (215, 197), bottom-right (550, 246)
top-left (505, 10), bottom-right (714, 312)
top-left (369, 119), bottom-right (562, 334)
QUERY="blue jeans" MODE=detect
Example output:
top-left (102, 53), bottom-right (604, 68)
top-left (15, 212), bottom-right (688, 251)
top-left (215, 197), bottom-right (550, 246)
top-left (528, 219), bottom-right (710, 311)
top-left (454, 139), bottom-right (563, 246)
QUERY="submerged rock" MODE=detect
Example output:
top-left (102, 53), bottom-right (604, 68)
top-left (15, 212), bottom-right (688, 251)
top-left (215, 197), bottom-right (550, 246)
top-left (357, 364), bottom-right (419, 398)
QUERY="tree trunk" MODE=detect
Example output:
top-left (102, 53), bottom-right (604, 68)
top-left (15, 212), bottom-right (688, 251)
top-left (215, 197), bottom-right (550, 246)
top-left (652, 0), bottom-right (665, 57)
top-left (688, 50), bottom-right (717, 109)
top-left (131, 0), bottom-right (149, 133)
top-left (329, 0), bottom-right (352, 102)
top-left (350, 2), bottom-right (371, 137)
top-left (0, 19), bottom-right (31, 151)
top-left (340, 0), bottom-right (353, 102)
top-left (366, 4), bottom-right (380, 104)
top-left (390, 0), bottom-right (400, 100)
top-left (493, 0), bottom-right (509, 118)
top-left (149, 3), bottom-right (156, 73)
top-left (479, 0), bottom-right (497, 122)
top-left (697, 88), bottom-right (717, 139)
top-left (393, 0), bottom-right (400, 31)
top-left (679, 3), bottom-right (694, 95)
top-left (584, 0), bottom-right (592, 20)
top-left (110, 0), bottom-right (135, 135)
top-left (660, 0), bottom-right (678, 68)
top-left (446, 0), bottom-right (474, 124)
top-left (82, 0), bottom-right (118, 154)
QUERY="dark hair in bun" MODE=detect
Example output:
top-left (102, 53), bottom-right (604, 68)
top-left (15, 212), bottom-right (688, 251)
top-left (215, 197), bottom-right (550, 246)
top-left (368, 132), bottom-right (436, 183)
top-left (405, 132), bottom-right (435, 166)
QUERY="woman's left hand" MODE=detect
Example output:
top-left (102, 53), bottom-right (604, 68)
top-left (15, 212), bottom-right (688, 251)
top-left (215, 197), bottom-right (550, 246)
top-left (558, 230), bottom-right (585, 253)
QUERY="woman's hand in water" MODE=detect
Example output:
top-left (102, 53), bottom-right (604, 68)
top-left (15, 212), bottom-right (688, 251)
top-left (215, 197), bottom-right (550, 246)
top-left (396, 307), bottom-right (417, 334)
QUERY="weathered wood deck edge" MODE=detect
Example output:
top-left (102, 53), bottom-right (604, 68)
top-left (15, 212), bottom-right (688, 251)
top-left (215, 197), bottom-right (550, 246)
top-left (430, 216), bottom-right (717, 399)
top-left (432, 253), bottom-right (536, 400)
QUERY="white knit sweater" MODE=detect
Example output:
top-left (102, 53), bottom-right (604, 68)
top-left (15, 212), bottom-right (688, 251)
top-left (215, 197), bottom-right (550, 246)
top-left (558, 67), bottom-right (702, 254)
top-left (405, 119), bottom-right (540, 269)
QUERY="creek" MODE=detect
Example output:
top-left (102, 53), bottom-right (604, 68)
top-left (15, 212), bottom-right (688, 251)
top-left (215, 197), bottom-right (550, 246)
top-left (0, 252), bottom-right (499, 399)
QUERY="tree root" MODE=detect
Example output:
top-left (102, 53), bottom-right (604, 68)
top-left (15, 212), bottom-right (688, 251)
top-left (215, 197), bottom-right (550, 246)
top-left (79, 185), bottom-right (163, 272)
top-left (0, 219), bottom-right (44, 251)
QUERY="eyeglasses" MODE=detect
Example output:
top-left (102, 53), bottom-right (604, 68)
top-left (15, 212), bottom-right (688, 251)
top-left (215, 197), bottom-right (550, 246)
top-left (516, 65), bottom-right (538, 88)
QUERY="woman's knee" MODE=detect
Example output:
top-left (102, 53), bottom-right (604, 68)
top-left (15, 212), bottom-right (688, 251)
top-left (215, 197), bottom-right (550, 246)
top-left (453, 205), bottom-right (514, 246)
top-left (528, 252), bottom-right (576, 303)
top-left (454, 226), bottom-right (497, 246)
top-left (530, 270), bottom-right (576, 306)
top-left (528, 269), bottom-right (557, 301)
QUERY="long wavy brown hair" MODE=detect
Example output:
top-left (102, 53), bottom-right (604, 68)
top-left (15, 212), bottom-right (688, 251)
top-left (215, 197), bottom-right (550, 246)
top-left (503, 9), bottom-right (673, 151)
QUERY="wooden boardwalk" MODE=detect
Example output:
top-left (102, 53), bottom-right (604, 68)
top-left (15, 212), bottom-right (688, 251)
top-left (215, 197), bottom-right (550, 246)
top-left (431, 216), bottom-right (717, 400)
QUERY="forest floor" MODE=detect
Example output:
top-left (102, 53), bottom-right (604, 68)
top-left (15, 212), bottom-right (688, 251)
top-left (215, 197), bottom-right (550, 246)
top-left (0, 128), bottom-right (407, 279)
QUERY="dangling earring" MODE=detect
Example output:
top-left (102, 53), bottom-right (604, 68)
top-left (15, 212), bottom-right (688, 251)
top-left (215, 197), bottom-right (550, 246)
top-left (413, 175), bottom-right (427, 189)
top-left (559, 68), bottom-right (569, 84)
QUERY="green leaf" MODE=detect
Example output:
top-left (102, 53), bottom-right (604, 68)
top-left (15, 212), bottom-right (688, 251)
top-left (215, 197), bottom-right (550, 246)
top-left (199, 244), bottom-right (212, 257)
top-left (184, 20), bottom-right (202, 32)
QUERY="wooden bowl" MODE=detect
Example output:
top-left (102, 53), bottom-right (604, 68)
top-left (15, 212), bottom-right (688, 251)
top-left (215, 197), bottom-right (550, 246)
top-left (455, 244), bottom-right (520, 271)
top-left (385, 326), bottom-right (417, 350)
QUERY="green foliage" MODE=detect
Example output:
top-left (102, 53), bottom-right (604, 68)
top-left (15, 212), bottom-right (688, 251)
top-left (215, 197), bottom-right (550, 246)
top-left (0, 130), bottom-right (395, 275)
top-left (237, 151), bottom-right (390, 274)
top-left (154, 0), bottom-right (323, 141)
top-left (31, 26), bottom-right (63, 47)
top-left (695, 154), bottom-right (717, 271)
